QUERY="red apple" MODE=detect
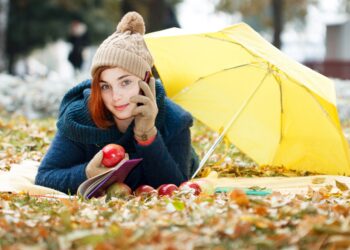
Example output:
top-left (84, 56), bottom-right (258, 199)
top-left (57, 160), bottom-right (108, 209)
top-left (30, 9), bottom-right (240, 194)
top-left (134, 185), bottom-right (156, 196)
top-left (179, 181), bottom-right (202, 195)
top-left (157, 184), bottom-right (178, 197)
top-left (102, 144), bottom-right (125, 168)
top-left (191, 178), bottom-right (215, 195)
top-left (106, 182), bottom-right (131, 201)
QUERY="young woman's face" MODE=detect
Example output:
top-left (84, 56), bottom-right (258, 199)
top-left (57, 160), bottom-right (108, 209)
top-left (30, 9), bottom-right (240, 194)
top-left (99, 67), bottom-right (141, 121)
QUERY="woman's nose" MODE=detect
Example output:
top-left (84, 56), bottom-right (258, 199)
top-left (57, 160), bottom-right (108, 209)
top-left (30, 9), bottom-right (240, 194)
top-left (112, 87), bottom-right (122, 101)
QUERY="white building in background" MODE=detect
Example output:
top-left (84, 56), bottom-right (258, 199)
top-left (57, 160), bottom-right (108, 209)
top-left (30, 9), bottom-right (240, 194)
top-left (326, 18), bottom-right (350, 60)
top-left (305, 15), bottom-right (350, 79)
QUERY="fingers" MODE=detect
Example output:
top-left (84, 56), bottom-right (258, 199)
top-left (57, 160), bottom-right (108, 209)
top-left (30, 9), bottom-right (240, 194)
top-left (131, 105), bottom-right (149, 117)
top-left (130, 77), bottom-right (157, 106)
top-left (149, 77), bottom-right (156, 98)
top-left (90, 150), bottom-right (103, 167)
top-left (95, 150), bottom-right (103, 163)
top-left (138, 80), bottom-right (155, 101)
top-left (86, 150), bottom-right (104, 178)
top-left (96, 150), bottom-right (103, 159)
top-left (129, 95), bottom-right (150, 106)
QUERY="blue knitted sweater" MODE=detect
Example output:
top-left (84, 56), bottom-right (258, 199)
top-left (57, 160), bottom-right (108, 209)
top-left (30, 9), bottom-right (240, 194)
top-left (35, 79), bottom-right (198, 194)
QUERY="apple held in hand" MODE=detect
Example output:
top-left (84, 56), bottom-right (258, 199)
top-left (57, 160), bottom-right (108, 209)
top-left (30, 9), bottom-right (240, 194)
top-left (102, 144), bottom-right (125, 168)
top-left (134, 185), bottom-right (156, 196)
top-left (157, 184), bottom-right (178, 197)
top-left (179, 181), bottom-right (201, 195)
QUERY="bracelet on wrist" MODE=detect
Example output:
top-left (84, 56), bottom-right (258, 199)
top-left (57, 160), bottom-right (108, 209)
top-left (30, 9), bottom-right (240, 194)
top-left (135, 133), bottom-right (157, 146)
top-left (134, 126), bottom-right (157, 141)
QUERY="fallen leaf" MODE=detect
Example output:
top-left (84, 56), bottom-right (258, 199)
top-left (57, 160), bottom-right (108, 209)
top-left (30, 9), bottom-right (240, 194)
top-left (229, 189), bottom-right (249, 207)
top-left (335, 180), bottom-right (349, 191)
top-left (312, 177), bottom-right (325, 184)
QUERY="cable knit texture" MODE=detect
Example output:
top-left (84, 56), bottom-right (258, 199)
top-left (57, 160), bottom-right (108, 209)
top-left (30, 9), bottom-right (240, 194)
top-left (35, 79), bottom-right (199, 194)
top-left (90, 12), bottom-right (153, 79)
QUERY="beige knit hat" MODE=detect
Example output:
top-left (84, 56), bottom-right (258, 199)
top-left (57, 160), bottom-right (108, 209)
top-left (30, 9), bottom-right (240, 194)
top-left (90, 12), bottom-right (154, 79)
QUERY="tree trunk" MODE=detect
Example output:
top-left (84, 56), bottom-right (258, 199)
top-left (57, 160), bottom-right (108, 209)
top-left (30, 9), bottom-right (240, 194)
top-left (0, 0), bottom-right (9, 72)
top-left (147, 0), bottom-right (165, 32)
top-left (121, 0), bottom-right (180, 32)
top-left (272, 0), bottom-right (283, 49)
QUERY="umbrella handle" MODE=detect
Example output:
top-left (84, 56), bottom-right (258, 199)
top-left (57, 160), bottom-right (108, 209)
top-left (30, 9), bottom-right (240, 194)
top-left (191, 132), bottom-right (225, 179)
top-left (191, 72), bottom-right (268, 179)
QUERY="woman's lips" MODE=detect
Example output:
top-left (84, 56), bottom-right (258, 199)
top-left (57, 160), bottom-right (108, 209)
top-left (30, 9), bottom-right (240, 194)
top-left (115, 104), bottom-right (129, 111)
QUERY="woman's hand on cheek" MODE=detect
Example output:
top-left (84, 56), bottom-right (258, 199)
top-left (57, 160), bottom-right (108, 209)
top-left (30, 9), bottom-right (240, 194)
top-left (130, 77), bottom-right (158, 140)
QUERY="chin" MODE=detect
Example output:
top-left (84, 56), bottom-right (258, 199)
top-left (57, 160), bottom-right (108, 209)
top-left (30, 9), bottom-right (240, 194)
top-left (116, 116), bottom-right (133, 120)
top-left (114, 112), bottom-right (133, 121)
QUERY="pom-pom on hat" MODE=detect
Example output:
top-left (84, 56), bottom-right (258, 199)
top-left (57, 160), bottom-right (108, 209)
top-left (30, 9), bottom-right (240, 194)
top-left (90, 12), bottom-right (154, 79)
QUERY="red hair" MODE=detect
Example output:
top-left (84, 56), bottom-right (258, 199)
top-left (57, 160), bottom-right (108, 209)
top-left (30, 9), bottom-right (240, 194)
top-left (89, 66), bottom-right (114, 129)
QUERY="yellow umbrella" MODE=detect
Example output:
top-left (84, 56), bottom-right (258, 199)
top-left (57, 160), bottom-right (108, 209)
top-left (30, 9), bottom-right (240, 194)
top-left (145, 23), bottom-right (350, 177)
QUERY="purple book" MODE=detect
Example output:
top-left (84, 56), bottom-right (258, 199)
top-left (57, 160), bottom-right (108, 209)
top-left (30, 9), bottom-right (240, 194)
top-left (77, 158), bottom-right (142, 199)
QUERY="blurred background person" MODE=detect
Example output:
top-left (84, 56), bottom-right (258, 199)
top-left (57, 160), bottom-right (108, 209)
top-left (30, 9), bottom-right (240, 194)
top-left (68, 20), bottom-right (88, 75)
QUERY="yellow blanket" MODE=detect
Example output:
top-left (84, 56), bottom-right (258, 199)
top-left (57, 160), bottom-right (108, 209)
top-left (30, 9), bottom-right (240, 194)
top-left (211, 175), bottom-right (350, 194)
top-left (0, 160), bottom-right (68, 197)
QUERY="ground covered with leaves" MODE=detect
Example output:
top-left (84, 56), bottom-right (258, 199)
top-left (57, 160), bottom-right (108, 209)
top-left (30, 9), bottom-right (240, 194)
top-left (1, 113), bottom-right (350, 249)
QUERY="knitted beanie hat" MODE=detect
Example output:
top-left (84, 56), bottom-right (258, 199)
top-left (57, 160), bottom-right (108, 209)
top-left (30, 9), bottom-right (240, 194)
top-left (90, 12), bottom-right (154, 79)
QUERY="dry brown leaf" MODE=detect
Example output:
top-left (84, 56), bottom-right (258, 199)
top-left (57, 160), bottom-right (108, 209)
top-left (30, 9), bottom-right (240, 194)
top-left (312, 177), bottom-right (326, 184)
top-left (335, 180), bottom-right (349, 191)
top-left (229, 189), bottom-right (250, 207)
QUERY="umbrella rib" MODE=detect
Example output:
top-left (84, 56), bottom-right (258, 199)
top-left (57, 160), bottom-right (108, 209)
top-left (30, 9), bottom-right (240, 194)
top-left (202, 33), bottom-right (254, 53)
top-left (204, 33), bottom-right (332, 102)
top-left (172, 62), bottom-right (265, 100)
top-left (191, 71), bottom-right (271, 179)
top-left (202, 33), bottom-right (263, 63)
top-left (262, 61), bottom-right (338, 127)
top-left (297, 83), bottom-right (350, 166)
top-left (283, 73), bottom-right (341, 130)
top-left (273, 71), bottom-right (350, 168)
top-left (272, 73), bottom-right (284, 145)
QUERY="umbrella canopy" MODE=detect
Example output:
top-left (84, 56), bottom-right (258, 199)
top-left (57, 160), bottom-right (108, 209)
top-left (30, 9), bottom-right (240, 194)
top-left (145, 23), bottom-right (350, 176)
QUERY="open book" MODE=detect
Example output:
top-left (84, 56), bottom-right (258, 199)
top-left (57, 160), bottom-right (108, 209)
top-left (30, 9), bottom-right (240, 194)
top-left (77, 156), bottom-right (142, 199)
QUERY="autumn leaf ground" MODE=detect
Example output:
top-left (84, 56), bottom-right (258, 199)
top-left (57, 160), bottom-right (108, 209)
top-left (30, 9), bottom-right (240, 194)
top-left (1, 112), bottom-right (350, 249)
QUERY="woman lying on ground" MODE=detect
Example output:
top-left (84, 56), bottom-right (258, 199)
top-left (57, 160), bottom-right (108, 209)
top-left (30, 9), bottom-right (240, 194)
top-left (35, 12), bottom-right (199, 194)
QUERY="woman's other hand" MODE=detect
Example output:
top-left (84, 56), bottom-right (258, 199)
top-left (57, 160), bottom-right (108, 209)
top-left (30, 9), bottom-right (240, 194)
top-left (130, 77), bottom-right (158, 141)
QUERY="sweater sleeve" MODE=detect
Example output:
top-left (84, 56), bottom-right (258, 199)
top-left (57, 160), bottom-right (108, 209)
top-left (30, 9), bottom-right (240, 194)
top-left (35, 131), bottom-right (88, 194)
top-left (134, 127), bottom-right (192, 188)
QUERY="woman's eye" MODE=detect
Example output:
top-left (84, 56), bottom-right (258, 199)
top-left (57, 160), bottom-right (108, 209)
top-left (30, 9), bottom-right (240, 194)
top-left (100, 84), bottom-right (110, 90)
top-left (121, 80), bottom-right (131, 86)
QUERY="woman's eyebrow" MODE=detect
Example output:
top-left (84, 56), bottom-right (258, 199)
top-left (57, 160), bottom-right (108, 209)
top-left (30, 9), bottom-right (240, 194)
top-left (117, 74), bottom-right (131, 81)
top-left (100, 74), bottom-right (130, 84)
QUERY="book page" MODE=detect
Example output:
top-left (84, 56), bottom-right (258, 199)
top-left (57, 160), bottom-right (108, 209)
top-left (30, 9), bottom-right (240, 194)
top-left (77, 158), bottom-right (128, 197)
top-left (77, 157), bottom-right (143, 199)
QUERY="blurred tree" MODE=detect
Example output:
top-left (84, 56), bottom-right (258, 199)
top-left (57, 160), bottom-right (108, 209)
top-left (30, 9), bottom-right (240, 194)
top-left (120, 0), bottom-right (183, 32)
top-left (0, 0), bottom-right (9, 72)
top-left (5, 0), bottom-right (119, 74)
top-left (5, 0), bottom-right (183, 74)
top-left (215, 0), bottom-right (318, 48)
